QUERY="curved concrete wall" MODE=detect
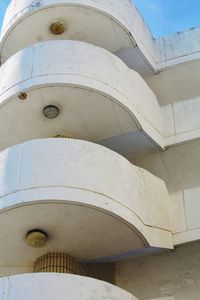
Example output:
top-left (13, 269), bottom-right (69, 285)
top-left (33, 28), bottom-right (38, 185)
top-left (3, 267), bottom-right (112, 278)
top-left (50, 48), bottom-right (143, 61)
top-left (0, 40), bottom-right (163, 151)
top-left (2, 0), bottom-right (200, 73)
top-left (0, 138), bottom-right (169, 230)
top-left (0, 0), bottom-right (135, 63)
top-left (0, 273), bottom-right (138, 300)
top-left (0, 0), bottom-right (157, 72)
top-left (0, 138), bottom-right (172, 259)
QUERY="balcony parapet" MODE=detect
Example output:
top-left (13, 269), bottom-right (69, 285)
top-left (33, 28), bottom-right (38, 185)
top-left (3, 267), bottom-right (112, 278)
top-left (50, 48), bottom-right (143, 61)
top-left (0, 40), bottom-right (164, 155)
top-left (2, 0), bottom-right (200, 74)
top-left (0, 0), bottom-right (157, 74)
top-left (0, 273), bottom-right (138, 300)
top-left (0, 138), bottom-right (172, 267)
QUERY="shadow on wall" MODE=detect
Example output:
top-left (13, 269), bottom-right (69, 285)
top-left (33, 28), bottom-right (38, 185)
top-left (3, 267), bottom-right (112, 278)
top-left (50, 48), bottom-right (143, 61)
top-left (134, 139), bottom-right (200, 194)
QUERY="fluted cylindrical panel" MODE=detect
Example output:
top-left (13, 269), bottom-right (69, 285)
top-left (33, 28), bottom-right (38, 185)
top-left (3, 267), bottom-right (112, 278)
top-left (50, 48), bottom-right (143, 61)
top-left (34, 253), bottom-right (79, 274)
top-left (33, 253), bottom-right (115, 284)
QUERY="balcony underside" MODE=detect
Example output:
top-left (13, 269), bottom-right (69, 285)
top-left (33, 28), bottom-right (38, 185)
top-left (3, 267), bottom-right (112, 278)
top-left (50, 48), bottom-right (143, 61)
top-left (0, 40), bottom-right (164, 156)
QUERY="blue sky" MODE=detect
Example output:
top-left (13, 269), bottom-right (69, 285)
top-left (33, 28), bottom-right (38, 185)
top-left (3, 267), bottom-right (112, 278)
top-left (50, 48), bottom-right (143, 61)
top-left (0, 0), bottom-right (9, 30)
top-left (133, 0), bottom-right (200, 37)
top-left (0, 0), bottom-right (200, 37)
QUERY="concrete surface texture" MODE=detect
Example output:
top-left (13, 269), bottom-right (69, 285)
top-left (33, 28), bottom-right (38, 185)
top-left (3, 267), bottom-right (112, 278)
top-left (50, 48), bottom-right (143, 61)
top-left (2, 0), bottom-right (200, 72)
top-left (0, 273), bottom-right (138, 300)
top-left (116, 242), bottom-right (200, 300)
top-left (0, 138), bottom-right (172, 269)
top-left (133, 139), bottom-right (200, 247)
top-left (0, 40), bottom-right (163, 152)
top-left (0, 0), bottom-right (200, 299)
top-left (0, 0), bottom-right (156, 74)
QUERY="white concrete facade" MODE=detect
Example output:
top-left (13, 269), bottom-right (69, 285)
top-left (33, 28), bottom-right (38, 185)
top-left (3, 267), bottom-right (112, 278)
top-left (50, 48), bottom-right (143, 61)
top-left (0, 0), bottom-right (200, 299)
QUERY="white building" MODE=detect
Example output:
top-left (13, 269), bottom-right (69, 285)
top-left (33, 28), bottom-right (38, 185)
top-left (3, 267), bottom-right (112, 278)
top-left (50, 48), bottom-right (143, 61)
top-left (0, 1), bottom-right (200, 299)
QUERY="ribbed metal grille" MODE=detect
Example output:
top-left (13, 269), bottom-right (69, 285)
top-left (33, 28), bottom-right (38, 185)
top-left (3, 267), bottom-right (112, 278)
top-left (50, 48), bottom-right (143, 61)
top-left (34, 253), bottom-right (79, 274)
top-left (34, 252), bottom-right (115, 284)
top-left (54, 134), bottom-right (73, 138)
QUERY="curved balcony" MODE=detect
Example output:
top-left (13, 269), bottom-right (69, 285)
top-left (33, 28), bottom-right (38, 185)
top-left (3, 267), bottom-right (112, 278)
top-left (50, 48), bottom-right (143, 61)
top-left (0, 274), bottom-right (138, 300)
top-left (0, 0), bottom-right (157, 73)
top-left (0, 40), bottom-right (164, 154)
top-left (0, 139), bottom-right (172, 267)
top-left (0, 0), bottom-right (135, 63)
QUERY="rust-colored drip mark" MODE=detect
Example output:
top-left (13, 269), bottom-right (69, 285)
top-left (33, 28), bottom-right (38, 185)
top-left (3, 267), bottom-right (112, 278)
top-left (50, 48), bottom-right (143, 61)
top-left (50, 21), bottom-right (65, 35)
top-left (54, 134), bottom-right (73, 139)
top-left (18, 92), bottom-right (27, 100)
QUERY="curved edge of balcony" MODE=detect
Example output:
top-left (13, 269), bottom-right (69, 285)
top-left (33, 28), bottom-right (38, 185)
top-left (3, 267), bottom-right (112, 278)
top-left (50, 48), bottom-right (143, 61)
top-left (0, 77), bottom-right (164, 150)
top-left (0, 273), bottom-right (138, 300)
top-left (0, 0), bottom-right (134, 63)
top-left (0, 187), bottom-right (172, 251)
top-left (0, 41), bottom-right (164, 151)
top-left (0, 138), bottom-right (173, 254)
top-left (0, 0), bottom-right (157, 72)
